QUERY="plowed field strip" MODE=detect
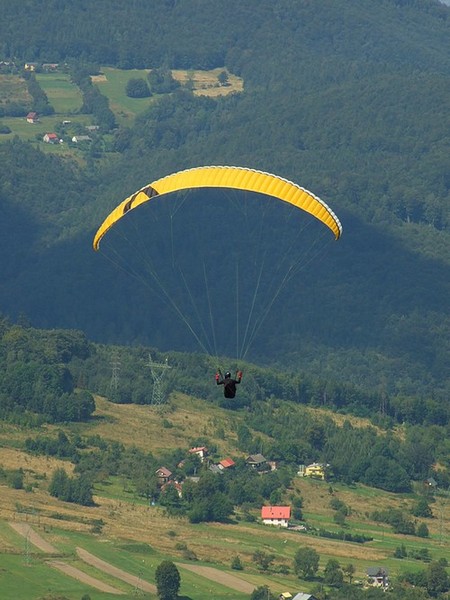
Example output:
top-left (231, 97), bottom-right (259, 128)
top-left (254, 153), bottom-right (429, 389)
top-left (176, 562), bottom-right (255, 593)
top-left (49, 560), bottom-right (125, 594)
top-left (77, 547), bottom-right (157, 593)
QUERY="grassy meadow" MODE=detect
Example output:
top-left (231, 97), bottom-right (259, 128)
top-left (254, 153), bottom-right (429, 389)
top-left (35, 72), bottom-right (83, 113)
top-left (93, 66), bottom-right (243, 126)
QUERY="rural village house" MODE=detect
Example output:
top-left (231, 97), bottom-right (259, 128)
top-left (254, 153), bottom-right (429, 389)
top-left (26, 112), bottom-right (38, 123)
top-left (42, 63), bottom-right (59, 71)
top-left (71, 135), bottom-right (91, 143)
top-left (218, 458), bottom-right (235, 470)
top-left (246, 453), bottom-right (268, 471)
top-left (161, 480), bottom-right (183, 498)
top-left (366, 567), bottom-right (389, 588)
top-left (261, 505), bottom-right (291, 528)
top-left (189, 446), bottom-right (208, 462)
top-left (424, 477), bottom-right (437, 489)
top-left (43, 133), bottom-right (59, 144)
top-left (279, 592), bottom-right (318, 600)
top-left (155, 467), bottom-right (172, 485)
top-left (299, 462), bottom-right (329, 480)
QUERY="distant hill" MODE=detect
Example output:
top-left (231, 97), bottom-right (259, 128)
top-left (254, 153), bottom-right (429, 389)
top-left (0, 0), bottom-right (449, 397)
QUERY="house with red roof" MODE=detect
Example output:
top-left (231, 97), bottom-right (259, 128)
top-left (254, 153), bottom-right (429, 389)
top-left (261, 505), bottom-right (291, 528)
top-left (26, 112), bottom-right (38, 123)
top-left (43, 133), bottom-right (59, 144)
top-left (218, 458), bottom-right (235, 470)
top-left (261, 506), bottom-right (291, 527)
top-left (161, 480), bottom-right (183, 498)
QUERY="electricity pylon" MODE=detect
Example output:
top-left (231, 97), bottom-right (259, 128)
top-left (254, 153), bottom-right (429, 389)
top-left (147, 354), bottom-right (171, 405)
top-left (110, 350), bottom-right (121, 396)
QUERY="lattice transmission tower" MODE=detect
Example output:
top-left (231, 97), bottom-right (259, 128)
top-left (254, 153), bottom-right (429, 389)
top-left (110, 350), bottom-right (121, 396)
top-left (147, 354), bottom-right (171, 405)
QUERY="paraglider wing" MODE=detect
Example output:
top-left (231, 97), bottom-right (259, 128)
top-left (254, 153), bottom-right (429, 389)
top-left (93, 166), bottom-right (342, 250)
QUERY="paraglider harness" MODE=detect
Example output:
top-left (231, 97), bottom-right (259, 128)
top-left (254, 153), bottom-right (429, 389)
top-left (215, 369), bottom-right (243, 399)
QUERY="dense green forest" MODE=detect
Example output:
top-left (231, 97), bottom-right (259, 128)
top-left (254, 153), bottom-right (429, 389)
top-left (0, 0), bottom-right (449, 399)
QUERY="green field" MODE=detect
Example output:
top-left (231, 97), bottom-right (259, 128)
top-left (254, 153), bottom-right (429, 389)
top-left (36, 72), bottom-right (83, 113)
top-left (92, 67), bottom-right (156, 126)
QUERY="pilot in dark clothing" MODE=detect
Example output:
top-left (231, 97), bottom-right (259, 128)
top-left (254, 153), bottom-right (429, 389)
top-left (215, 370), bottom-right (243, 398)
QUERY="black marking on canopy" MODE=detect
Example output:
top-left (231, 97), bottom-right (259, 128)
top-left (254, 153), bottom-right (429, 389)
top-left (122, 186), bottom-right (159, 215)
top-left (142, 185), bottom-right (159, 198)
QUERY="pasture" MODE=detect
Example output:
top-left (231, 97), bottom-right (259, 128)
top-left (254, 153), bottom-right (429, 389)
top-left (36, 72), bottom-right (83, 113)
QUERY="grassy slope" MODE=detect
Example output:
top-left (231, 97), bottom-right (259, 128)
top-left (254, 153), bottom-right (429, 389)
top-left (0, 396), bottom-right (449, 599)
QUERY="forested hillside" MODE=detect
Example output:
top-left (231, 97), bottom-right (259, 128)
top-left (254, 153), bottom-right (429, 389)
top-left (0, 0), bottom-right (449, 397)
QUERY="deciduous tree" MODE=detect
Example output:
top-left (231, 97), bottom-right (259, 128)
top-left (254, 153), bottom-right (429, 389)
top-left (155, 560), bottom-right (180, 600)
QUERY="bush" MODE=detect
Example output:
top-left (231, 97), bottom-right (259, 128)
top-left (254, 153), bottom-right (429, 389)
top-left (231, 555), bottom-right (243, 570)
top-left (126, 77), bottom-right (151, 98)
top-left (417, 522), bottom-right (430, 538)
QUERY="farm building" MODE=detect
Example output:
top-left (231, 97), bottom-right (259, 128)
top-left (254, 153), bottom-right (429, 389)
top-left (261, 506), bottom-right (291, 528)
top-left (43, 133), bottom-right (59, 144)
top-left (366, 567), bottom-right (389, 588)
top-left (26, 112), bottom-right (38, 123)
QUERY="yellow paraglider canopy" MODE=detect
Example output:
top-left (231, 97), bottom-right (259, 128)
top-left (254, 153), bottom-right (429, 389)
top-left (93, 166), bottom-right (342, 250)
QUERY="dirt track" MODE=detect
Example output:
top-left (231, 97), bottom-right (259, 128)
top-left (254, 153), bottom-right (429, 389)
top-left (9, 522), bottom-right (58, 553)
top-left (49, 560), bottom-right (125, 594)
top-left (176, 562), bottom-right (255, 593)
top-left (9, 522), bottom-right (125, 594)
top-left (77, 547), bottom-right (156, 593)
top-left (9, 522), bottom-right (256, 595)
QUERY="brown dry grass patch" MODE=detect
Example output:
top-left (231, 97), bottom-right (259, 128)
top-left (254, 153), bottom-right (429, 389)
top-left (86, 393), bottom-right (240, 456)
top-left (172, 68), bottom-right (243, 96)
top-left (0, 74), bottom-right (31, 105)
top-left (0, 447), bottom-right (73, 476)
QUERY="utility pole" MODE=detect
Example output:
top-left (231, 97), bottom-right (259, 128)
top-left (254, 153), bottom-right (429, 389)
top-left (133, 561), bottom-right (145, 596)
top-left (147, 354), bottom-right (171, 405)
top-left (24, 528), bottom-right (31, 566)
top-left (438, 490), bottom-right (446, 546)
